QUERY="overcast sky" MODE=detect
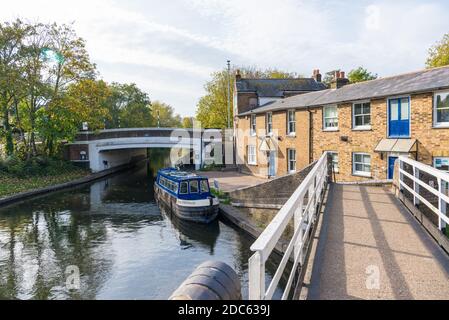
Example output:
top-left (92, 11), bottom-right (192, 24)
top-left (2, 0), bottom-right (449, 116)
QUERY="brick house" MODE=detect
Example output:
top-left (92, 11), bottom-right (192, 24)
top-left (233, 70), bottom-right (327, 177)
top-left (235, 66), bottom-right (449, 181)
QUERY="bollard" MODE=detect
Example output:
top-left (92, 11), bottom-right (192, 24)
top-left (169, 261), bottom-right (242, 300)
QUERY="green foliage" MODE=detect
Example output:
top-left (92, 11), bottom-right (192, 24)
top-left (210, 187), bottom-right (230, 204)
top-left (426, 33), bottom-right (449, 68)
top-left (348, 67), bottom-right (378, 83)
top-left (151, 100), bottom-right (182, 127)
top-left (182, 117), bottom-right (194, 128)
top-left (106, 83), bottom-right (152, 128)
top-left (196, 66), bottom-right (299, 129)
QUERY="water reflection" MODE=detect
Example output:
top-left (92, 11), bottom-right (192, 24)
top-left (0, 152), bottom-right (285, 300)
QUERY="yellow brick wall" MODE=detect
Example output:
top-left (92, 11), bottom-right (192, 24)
top-left (411, 93), bottom-right (449, 164)
top-left (310, 99), bottom-right (388, 182)
top-left (236, 110), bottom-right (310, 178)
top-left (237, 92), bottom-right (449, 181)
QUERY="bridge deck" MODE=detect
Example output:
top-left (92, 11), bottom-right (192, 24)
top-left (307, 184), bottom-right (449, 300)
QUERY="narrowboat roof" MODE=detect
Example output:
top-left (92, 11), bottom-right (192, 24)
top-left (157, 168), bottom-right (208, 182)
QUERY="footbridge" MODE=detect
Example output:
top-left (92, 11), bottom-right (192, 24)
top-left (66, 128), bottom-right (226, 172)
top-left (248, 152), bottom-right (449, 300)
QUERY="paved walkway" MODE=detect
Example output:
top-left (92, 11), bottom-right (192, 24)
top-left (308, 184), bottom-right (449, 300)
top-left (198, 171), bottom-right (267, 193)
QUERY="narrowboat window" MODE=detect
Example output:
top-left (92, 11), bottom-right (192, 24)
top-left (190, 180), bottom-right (199, 193)
top-left (180, 182), bottom-right (188, 194)
top-left (201, 180), bottom-right (210, 193)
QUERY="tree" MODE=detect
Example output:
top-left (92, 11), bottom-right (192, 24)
top-left (196, 66), bottom-right (298, 129)
top-left (41, 23), bottom-right (96, 155)
top-left (182, 117), bottom-right (194, 128)
top-left (151, 101), bottom-right (182, 128)
top-left (106, 83), bottom-right (152, 129)
top-left (426, 33), bottom-right (449, 68)
top-left (36, 79), bottom-right (111, 151)
top-left (0, 19), bottom-right (30, 156)
top-left (348, 67), bottom-right (377, 83)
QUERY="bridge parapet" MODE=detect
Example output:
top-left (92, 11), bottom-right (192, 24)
top-left (67, 127), bottom-right (225, 172)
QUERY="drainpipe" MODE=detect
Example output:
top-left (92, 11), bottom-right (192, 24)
top-left (308, 108), bottom-right (313, 164)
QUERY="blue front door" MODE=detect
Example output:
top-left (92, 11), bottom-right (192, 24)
top-left (269, 152), bottom-right (276, 177)
top-left (388, 98), bottom-right (410, 137)
top-left (388, 156), bottom-right (398, 180)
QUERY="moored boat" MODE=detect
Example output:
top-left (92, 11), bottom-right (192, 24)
top-left (154, 168), bottom-right (219, 224)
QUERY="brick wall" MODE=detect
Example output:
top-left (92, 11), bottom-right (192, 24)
top-left (236, 92), bottom-right (258, 115)
top-left (237, 91), bottom-right (449, 182)
top-left (310, 99), bottom-right (388, 182)
top-left (66, 144), bottom-right (89, 161)
top-left (236, 109), bottom-right (310, 178)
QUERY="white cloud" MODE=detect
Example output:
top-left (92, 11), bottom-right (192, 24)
top-left (1, 0), bottom-right (449, 116)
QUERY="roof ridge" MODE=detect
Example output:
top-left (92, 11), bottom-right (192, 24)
top-left (340, 65), bottom-right (449, 89)
top-left (239, 77), bottom-right (314, 81)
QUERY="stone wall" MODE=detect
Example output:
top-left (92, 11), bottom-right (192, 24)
top-left (229, 161), bottom-right (316, 206)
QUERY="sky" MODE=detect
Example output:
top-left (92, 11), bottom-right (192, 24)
top-left (1, 0), bottom-right (449, 117)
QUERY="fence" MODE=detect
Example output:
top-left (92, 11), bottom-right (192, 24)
top-left (398, 156), bottom-right (449, 232)
top-left (248, 152), bottom-right (330, 300)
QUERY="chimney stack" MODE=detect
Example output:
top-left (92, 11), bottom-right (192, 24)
top-left (331, 70), bottom-right (349, 89)
top-left (236, 69), bottom-right (242, 81)
top-left (312, 69), bottom-right (322, 83)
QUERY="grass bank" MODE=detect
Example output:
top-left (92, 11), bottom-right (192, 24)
top-left (0, 157), bottom-right (90, 198)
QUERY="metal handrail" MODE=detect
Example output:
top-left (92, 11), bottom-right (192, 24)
top-left (398, 156), bottom-right (449, 230)
top-left (248, 152), bottom-right (330, 300)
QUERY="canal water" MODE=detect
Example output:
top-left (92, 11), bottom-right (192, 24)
top-left (0, 150), bottom-right (285, 300)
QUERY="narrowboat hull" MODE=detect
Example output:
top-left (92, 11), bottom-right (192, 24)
top-left (154, 184), bottom-right (219, 224)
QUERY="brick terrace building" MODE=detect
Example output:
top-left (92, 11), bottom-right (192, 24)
top-left (235, 66), bottom-right (449, 181)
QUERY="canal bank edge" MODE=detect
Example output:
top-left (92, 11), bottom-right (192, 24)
top-left (219, 204), bottom-right (288, 256)
top-left (0, 161), bottom-right (143, 207)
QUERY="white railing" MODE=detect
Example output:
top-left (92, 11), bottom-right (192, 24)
top-left (398, 156), bottom-right (449, 231)
top-left (248, 152), bottom-right (330, 300)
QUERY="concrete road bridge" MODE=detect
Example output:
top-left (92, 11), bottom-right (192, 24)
top-left (65, 128), bottom-right (227, 172)
top-left (246, 152), bottom-right (449, 300)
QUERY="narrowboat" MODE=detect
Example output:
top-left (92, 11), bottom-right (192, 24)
top-left (154, 168), bottom-right (219, 224)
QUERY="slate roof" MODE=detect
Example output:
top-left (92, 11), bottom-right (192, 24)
top-left (238, 66), bottom-right (449, 116)
top-left (236, 78), bottom-right (327, 97)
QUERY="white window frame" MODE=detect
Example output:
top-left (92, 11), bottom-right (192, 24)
top-left (247, 145), bottom-right (257, 165)
top-left (323, 105), bottom-right (339, 131)
top-left (287, 110), bottom-right (296, 136)
top-left (352, 101), bottom-right (371, 130)
top-left (287, 148), bottom-right (296, 173)
top-left (250, 114), bottom-right (257, 136)
top-left (433, 90), bottom-right (449, 128)
top-left (353, 152), bottom-right (371, 177)
top-left (434, 157), bottom-right (449, 172)
top-left (266, 112), bottom-right (273, 135)
top-left (328, 151), bottom-right (339, 173)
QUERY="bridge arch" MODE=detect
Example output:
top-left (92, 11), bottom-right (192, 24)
top-left (66, 128), bottom-right (224, 172)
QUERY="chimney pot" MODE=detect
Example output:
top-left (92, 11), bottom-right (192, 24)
top-left (236, 69), bottom-right (242, 81)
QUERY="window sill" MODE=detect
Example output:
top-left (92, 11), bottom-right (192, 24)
top-left (247, 163), bottom-right (258, 166)
top-left (288, 170), bottom-right (297, 174)
top-left (323, 128), bottom-right (339, 132)
top-left (352, 126), bottom-right (372, 131)
top-left (433, 124), bottom-right (449, 129)
top-left (353, 172), bottom-right (372, 178)
top-left (286, 133), bottom-right (296, 138)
